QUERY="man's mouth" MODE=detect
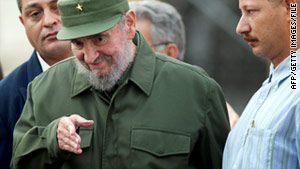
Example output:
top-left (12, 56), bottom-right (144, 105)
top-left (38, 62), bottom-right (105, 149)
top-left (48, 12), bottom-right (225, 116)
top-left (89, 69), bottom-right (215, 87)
top-left (244, 36), bottom-right (258, 47)
top-left (88, 55), bottom-right (112, 70)
top-left (44, 31), bottom-right (58, 40)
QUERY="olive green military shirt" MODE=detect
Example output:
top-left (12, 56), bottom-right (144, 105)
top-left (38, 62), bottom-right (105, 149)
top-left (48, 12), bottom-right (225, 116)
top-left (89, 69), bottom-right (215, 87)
top-left (12, 32), bottom-right (230, 169)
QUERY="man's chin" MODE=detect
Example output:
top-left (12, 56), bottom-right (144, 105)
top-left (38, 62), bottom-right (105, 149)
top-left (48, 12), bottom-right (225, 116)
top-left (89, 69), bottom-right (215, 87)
top-left (43, 40), bottom-right (70, 49)
top-left (252, 48), bottom-right (259, 56)
top-left (92, 69), bottom-right (109, 79)
top-left (252, 48), bottom-right (265, 58)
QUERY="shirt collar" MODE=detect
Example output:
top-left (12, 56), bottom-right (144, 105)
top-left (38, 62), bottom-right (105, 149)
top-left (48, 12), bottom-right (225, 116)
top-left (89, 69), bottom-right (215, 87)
top-left (264, 48), bottom-right (300, 86)
top-left (71, 66), bottom-right (90, 97)
top-left (128, 31), bottom-right (155, 96)
top-left (36, 51), bottom-right (50, 72)
top-left (71, 31), bottom-right (156, 97)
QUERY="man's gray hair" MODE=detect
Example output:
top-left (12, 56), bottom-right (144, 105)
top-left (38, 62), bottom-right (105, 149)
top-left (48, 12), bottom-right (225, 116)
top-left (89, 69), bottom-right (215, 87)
top-left (130, 1), bottom-right (186, 61)
top-left (118, 15), bottom-right (126, 32)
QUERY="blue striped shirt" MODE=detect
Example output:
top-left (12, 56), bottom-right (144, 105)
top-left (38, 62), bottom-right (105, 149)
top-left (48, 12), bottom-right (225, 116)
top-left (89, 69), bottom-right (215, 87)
top-left (223, 52), bottom-right (300, 169)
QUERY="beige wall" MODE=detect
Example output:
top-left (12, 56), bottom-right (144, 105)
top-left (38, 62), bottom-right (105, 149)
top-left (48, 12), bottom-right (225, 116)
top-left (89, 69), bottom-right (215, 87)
top-left (0, 0), bottom-right (33, 77)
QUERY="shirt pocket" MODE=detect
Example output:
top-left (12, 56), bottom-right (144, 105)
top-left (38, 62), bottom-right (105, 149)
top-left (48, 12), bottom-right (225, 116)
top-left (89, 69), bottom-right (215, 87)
top-left (130, 127), bottom-right (190, 169)
top-left (78, 127), bottom-right (93, 149)
top-left (240, 127), bottom-right (275, 169)
top-left (61, 127), bottom-right (94, 169)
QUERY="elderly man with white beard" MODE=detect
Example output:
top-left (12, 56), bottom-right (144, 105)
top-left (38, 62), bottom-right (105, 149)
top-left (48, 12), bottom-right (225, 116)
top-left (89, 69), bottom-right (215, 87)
top-left (11, 0), bottom-right (230, 168)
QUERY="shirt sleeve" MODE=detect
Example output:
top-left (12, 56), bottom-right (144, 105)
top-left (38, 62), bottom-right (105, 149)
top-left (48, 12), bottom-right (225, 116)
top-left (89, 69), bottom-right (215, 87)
top-left (197, 80), bottom-right (230, 169)
top-left (0, 83), bottom-right (26, 169)
top-left (11, 82), bottom-right (72, 169)
top-left (0, 112), bottom-right (11, 169)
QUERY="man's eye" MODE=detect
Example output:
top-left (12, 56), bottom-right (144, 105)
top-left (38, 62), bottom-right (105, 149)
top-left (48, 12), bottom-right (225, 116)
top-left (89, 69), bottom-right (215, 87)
top-left (94, 36), bottom-right (106, 45)
top-left (71, 40), bottom-right (82, 48)
top-left (246, 9), bottom-right (257, 14)
top-left (97, 37), bottom-right (103, 42)
top-left (52, 5), bottom-right (59, 13)
top-left (30, 11), bottom-right (41, 17)
top-left (53, 5), bottom-right (58, 10)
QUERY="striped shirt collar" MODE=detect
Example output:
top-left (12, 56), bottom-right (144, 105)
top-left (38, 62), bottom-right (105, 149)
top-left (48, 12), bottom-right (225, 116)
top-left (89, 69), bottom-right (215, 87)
top-left (264, 49), bottom-right (300, 86)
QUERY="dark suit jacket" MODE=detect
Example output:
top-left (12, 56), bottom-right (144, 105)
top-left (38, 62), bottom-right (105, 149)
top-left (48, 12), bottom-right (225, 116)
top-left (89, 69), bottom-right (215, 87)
top-left (0, 51), bottom-right (42, 169)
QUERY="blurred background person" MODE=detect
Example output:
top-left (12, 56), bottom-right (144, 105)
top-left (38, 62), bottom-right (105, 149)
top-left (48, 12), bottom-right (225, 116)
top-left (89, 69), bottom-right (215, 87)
top-left (130, 0), bottom-right (185, 61)
top-left (0, 0), bottom-right (73, 168)
top-left (130, 0), bottom-right (239, 128)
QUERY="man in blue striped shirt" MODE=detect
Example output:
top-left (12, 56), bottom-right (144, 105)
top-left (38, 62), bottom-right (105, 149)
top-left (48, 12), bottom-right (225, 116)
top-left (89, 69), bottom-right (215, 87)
top-left (223, 0), bottom-right (300, 169)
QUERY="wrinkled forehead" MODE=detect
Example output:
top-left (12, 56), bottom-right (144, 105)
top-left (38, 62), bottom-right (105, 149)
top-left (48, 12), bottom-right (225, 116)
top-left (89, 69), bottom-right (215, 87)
top-left (22, 0), bottom-right (57, 11)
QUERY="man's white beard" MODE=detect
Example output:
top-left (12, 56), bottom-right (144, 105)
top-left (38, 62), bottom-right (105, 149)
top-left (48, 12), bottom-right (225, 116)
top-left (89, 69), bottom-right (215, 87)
top-left (76, 35), bottom-right (135, 91)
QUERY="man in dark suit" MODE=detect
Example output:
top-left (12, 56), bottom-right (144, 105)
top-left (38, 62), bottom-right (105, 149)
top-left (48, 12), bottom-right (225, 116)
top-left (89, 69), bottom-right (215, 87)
top-left (0, 0), bottom-right (73, 168)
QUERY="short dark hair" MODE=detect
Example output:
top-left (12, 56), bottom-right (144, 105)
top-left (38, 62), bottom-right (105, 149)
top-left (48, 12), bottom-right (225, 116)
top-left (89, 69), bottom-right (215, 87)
top-left (16, 0), bottom-right (22, 12)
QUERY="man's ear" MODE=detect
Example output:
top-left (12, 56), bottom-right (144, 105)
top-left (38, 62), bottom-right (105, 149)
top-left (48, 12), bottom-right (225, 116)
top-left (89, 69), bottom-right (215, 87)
top-left (282, 0), bottom-right (297, 13)
top-left (162, 43), bottom-right (179, 60)
top-left (282, 0), bottom-right (298, 21)
top-left (285, 0), bottom-right (297, 6)
top-left (125, 10), bottom-right (136, 40)
top-left (19, 15), bottom-right (24, 26)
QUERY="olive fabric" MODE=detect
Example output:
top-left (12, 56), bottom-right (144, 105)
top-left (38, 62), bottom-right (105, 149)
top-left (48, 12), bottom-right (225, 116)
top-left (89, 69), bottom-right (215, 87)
top-left (57, 0), bottom-right (129, 40)
top-left (12, 32), bottom-right (230, 169)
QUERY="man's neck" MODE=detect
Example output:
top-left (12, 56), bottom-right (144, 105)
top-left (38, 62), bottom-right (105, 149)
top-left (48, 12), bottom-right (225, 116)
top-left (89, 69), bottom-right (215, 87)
top-left (271, 55), bottom-right (288, 68)
top-left (36, 52), bottom-right (50, 72)
top-left (270, 45), bottom-right (299, 68)
top-left (38, 50), bottom-right (73, 66)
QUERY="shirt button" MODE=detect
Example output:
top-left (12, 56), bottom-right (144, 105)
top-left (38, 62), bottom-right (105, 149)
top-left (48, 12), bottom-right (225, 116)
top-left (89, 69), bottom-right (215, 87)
top-left (274, 84), bottom-right (278, 89)
top-left (258, 99), bottom-right (263, 104)
top-left (250, 120), bottom-right (255, 128)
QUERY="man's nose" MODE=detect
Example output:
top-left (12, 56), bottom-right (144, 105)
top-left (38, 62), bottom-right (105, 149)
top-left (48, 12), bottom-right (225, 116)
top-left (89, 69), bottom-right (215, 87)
top-left (43, 9), bottom-right (59, 27)
top-left (236, 15), bottom-right (251, 35)
top-left (83, 43), bottom-right (100, 64)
